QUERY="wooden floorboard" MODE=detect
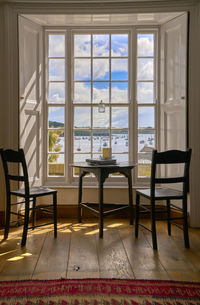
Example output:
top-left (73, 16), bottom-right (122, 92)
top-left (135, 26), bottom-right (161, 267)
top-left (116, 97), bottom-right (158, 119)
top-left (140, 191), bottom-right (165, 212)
top-left (0, 218), bottom-right (200, 281)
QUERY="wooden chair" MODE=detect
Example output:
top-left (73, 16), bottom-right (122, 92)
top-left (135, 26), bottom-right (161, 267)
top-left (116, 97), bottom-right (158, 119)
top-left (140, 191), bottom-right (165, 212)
top-left (0, 148), bottom-right (57, 246)
top-left (135, 149), bottom-right (192, 250)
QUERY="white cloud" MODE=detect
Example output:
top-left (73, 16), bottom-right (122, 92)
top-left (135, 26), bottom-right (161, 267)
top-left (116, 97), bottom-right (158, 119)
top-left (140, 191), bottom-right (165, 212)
top-left (111, 85), bottom-right (128, 103)
top-left (74, 35), bottom-right (91, 57)
top-left (138, 37), bottom-right (153, 56)
top-left (112, 107), bottom-right (128, 128)
top-left (93, 59), bottom-right (109, 80)
top-left (74, 83), bottom-right (91, 103)
top-left (93, 107), bottom-right (109, 128)
top-left (112, 59), bottom-right (128, 72)
top-left (49, 35), bottom-right (65, 57)
top-left (137, 59), bottom-right (153, 80)
top-left (74, 59), bottom-right (91, 80)
top-left (137, 82), bottom-right (153, 103)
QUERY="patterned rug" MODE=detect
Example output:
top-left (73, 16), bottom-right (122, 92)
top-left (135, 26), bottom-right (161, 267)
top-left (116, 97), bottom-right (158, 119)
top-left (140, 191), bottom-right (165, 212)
top-left (0, 278), bottom-right (200, 305)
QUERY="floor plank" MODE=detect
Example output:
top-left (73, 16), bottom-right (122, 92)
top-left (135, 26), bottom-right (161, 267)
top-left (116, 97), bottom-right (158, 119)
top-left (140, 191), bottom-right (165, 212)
top-left (1, 218), bottom-right (200, 281)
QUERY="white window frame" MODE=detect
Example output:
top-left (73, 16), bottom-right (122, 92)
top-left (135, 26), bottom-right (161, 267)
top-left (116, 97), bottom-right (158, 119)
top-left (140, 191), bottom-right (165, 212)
top-left (134, 28), bottom-right (159, 185)
top-left (44, 26), bottom-right (158, 187)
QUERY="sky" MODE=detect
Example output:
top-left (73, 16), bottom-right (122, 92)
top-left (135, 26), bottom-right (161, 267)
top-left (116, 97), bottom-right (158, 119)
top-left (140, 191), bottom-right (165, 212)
top-left (48, 33), bottom-right (155, 131)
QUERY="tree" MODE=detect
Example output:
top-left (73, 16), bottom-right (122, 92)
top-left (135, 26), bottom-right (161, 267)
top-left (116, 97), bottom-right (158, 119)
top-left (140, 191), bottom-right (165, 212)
top-left (48, 130), bottom-right (63, 162)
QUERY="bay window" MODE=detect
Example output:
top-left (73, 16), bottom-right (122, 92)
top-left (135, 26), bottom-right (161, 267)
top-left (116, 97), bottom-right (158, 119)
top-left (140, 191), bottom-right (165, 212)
top-left (45, 28), bottom-right (157, 184)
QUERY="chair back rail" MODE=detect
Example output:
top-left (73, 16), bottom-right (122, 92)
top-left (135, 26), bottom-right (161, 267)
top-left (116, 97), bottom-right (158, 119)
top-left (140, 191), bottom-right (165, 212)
top-left (150, 149), bottom-right (192, 196)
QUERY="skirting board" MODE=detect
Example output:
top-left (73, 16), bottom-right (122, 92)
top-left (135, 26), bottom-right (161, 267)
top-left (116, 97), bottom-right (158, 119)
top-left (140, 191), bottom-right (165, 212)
top-left (0, 205), bottom-right (187, 227)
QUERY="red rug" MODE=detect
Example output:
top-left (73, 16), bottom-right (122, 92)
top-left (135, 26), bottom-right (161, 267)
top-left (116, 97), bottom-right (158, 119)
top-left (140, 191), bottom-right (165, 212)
top-left (0, 278), bottom-right (200, 305)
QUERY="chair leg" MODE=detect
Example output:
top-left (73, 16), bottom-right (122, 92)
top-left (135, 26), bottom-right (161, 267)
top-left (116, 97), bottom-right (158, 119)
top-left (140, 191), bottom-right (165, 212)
top-left (4, 195), bottom-right (11, 239)
top-left (21, 197), bottom-right (30, 246)
top-left (167, 199), bottom-right (171, 236)
top-left (53, 192), bottom-right (57, 238)
top-left (135, 193), bottom-right (140, 238)
top-left (151, 198), bottom-right (157, 250)
top-left (183, 197), bottom-right (190, 248)
top-left (128, 172), bottom-right (133, 225)
top-left (32, 197), bottom-right (36, 229)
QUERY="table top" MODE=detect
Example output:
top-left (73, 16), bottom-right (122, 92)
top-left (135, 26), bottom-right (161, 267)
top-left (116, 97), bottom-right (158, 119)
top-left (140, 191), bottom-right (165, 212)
top-left (70, 162), bottom-right (137, 169)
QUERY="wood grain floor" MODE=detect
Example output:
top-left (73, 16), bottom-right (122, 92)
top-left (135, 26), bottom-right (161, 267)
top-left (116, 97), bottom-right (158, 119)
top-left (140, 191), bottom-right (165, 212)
top-left (1, 218), bottom-right (200, 281)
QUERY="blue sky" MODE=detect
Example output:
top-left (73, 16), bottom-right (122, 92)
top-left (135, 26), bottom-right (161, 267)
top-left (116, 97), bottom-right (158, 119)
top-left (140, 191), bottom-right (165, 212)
top-left (48, 33), bottom-right (154, 129)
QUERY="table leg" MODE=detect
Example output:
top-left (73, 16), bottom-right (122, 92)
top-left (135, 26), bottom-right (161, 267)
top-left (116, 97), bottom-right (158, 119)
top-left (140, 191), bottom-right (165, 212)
top-left (128, 171), bottom-right (133, 225)
top-left (78, 171), bottom-right (83, 223)
top-left (99, 170), bottom-right (104, 238)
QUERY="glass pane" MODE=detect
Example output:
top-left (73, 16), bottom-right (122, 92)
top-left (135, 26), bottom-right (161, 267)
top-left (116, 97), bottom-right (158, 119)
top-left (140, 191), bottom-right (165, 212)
top-left (138, 152), bottom-right (152, 177)
top-left (111, 59), bottom-right (128, 80)
top-left (138, 130), bottom-right (155, 152)
top-left (48, 130), bottom-right (64, 153)
top-left (113, 154), bottom-right (128, 162)
top-left (74, 154), bottom-right (91, 162)
top-left (93, 82), bottom-right (109, 104)
top-left (49, 59), bottom-right (65, 81)
top-left (137, 82), bottom-right (154, 104)
top-left (93, 34), bottom-right (109, 57)
top-left (74, 59), bottom-right (91, 81)
top-left (111, 34), bottom-right (128, 57)
top-left (138, 107), bottom-right (154, 129)
top-left (93, 59), bottom-right (109, 81)
top-left (73, 153), bottom-right (91, 176)
top-left (112, 107), bottom-right (128, 128)
top-left (93, 107), bottom-right (109, 128)
top-left (74, 82), bottom-right (91, 104)
top-left (49, 35), bottom-right (65, 57)
top-left (112, 130), bottom-right (128, 153)
top-left (137, 58), bottom-right (154, 81)
top-left (74, 35), bottom-right (91, 57)
top-left (111, 82), bottom-right (128, 103)
top-left (48, 154), bottom-right (64, 176)
top-left (48, 107), bottom-right (64, 128)
top-left (49, 82), bottom-right (65, 104)
top-left (74, 107), bottom-right (91, 128)
top-left (93, 130), bottom-right (109, 153)
top-left (137, 33), bottom-right (154, 57)
top-left (74, 131), bottom-right (91, 153)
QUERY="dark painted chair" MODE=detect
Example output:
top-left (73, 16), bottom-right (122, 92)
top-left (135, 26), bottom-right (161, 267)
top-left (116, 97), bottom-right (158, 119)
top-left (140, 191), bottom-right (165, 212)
top-left (135, 149), bottom-right (192, 250)
top-left (0, 148), bottom-right (57, 246)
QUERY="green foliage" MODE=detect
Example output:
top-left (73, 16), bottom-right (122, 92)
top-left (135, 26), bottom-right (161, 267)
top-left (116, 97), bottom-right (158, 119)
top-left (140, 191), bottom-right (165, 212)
top-left (48, 130), bottom-right (63, 163)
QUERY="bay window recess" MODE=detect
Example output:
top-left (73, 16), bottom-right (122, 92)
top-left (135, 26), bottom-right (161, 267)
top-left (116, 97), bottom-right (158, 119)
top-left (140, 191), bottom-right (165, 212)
top-left (45, 28), bottom-right (158, 184)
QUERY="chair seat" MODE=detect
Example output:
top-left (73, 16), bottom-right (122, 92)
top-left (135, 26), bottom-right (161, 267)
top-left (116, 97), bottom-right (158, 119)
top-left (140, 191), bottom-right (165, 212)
top-left (11, 186), bottom-right (57, 197)
top-left (136, 187), bottom-right (183, 199)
